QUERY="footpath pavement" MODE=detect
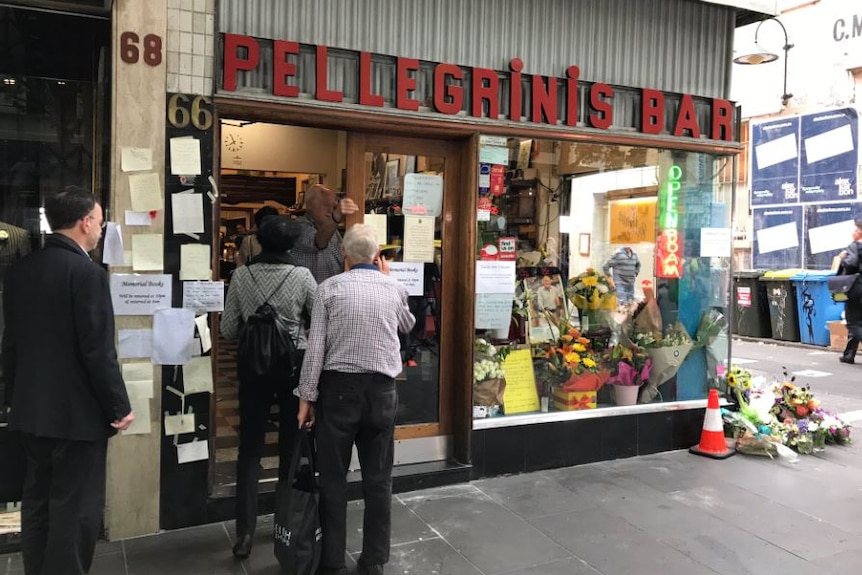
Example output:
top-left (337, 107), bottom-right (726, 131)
top-left (4, 336), bottom-right (862, 575)
top-left (3, 439), bottom-right (862, 575)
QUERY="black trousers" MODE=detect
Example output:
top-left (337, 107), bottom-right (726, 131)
top-left (20, 433), bottom-right (107, 575)
top-left (316, 371), bottom-right (397, 570)
top-left (235, 373), bottom-right (300, 538)
top-left (844, 303), bottom-right (862, 360)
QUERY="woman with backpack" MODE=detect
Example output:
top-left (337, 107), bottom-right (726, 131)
top-left (837, 221), bottom-right (862, 364)
top-left (221, 216), bottom-right (317, 559)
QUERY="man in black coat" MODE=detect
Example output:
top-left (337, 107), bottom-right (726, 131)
top-left (1, 187), bottom-right (134, 575)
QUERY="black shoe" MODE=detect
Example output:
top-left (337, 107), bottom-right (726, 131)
top-left (839, 356), bottom-right (855, 364)
top-left (357, 562), bottom-right (385, 575)
top-left (232, 534), bottom-right (253, 560)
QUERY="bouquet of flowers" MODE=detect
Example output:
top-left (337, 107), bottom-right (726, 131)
top-left (604, 343), bottom-right (652, 387)
top-left (723, 366), bottom-right (851, 456)
top-left (633, 322), bottom-right (693, 402)
top-left (541, 314), bottom-right (607, 392)
top-left (566, 268), bottom-right (616, 311)
top-left (473, 338), bottom-right (511, 408)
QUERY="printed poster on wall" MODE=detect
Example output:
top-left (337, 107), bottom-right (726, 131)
top-left (752, 206), bottom-right (803, 269)
top-left (750, 117), bottom-right (800, 206)
top-left (609, 199), bottom-right (657, 244)
top-left (804, 201), bottom-right (862, 269)
top-left (799, 108), bottom-right (858, 203)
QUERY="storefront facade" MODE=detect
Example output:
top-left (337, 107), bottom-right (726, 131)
top-left (1, 0), bottom-right (776, 542)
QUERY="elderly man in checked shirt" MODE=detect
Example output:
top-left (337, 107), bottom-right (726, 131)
top-left (296, 224), bottom-right (415, 575)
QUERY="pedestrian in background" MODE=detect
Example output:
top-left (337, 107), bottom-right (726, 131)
top-left (221, 216), bottom-right (317, 559)
top-left (289, 184), bottom-right (359, 284)
top-left (235, 205), bottom-right (279, 267)
top-left (602, 246), bottom-right (640, 305)
top-left (2, 187), bottom-right (134, 575)
top-left (838, 221), bottom-right (862, 364)
top-left (296, 224), bottom-right (415, 575)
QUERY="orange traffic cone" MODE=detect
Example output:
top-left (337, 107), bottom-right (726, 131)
top-left (689, 389), bottom-right (735, 459)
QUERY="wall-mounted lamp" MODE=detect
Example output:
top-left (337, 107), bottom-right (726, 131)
top-left (733, 16), bottom-right (793, 107)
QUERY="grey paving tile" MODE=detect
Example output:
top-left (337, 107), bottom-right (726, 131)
top-left (541, 462), bottom-right (669, 507)
top-left (345, 498), bottom-right (437, 555)
top-left (669, 483), bottom-right (862, 561)
top-left (397, 483), bottom-right (483, 504)
top-left (813, 547), bottom-right (862, 575)
top-left (408, 493), bottom-right (571, 575)
top-left (385, 538), bottom-right (483, 575)
top-left (88, 551), bottom-right (127, 575)
top-left (661, 527), bottom-right (826, 575)
top-left (496, 557), bottom-right (600, 575)
top-left (124, 523), bottom-right (243, 575)
top-left (3, 539), bottom-right (124, 574)
top-left (473, 471), bottom-right (591, 519)
top-left (529, 505), bottom-right (719, 575)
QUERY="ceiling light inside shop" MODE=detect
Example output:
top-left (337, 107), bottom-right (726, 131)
top-left (571, 166), bottom-right (659, 194)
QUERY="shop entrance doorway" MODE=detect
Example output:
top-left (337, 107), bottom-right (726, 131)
top-left (344, 133), bottom-right (464, 467)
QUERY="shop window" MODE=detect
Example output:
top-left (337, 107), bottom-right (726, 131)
top-left (473, 137), bottom-right (733, 420)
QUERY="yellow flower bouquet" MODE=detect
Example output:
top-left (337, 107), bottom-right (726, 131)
top-left (541, 314), bottom-right (609, 392)
top-left (566, 268), bottom-right (616, 311)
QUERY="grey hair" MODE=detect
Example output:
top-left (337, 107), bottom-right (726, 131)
top-left (304, 184), bottom-right (328, 208)
top-left (342, 224), bottom-right (379, 263)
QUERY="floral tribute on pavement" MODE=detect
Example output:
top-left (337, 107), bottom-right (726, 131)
top-left (722, 365), bottom-right (852, 459)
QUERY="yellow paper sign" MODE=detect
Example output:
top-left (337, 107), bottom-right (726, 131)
top-left (501, 348), bottom-right (540, 414)
top-left (609, 199), bottom-right (656, 244)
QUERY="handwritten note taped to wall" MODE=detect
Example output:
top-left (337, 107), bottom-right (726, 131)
top-left (129, 173), bottom-right (163, 212)
top-left (132, 234), bottom-right (164, 271)
top-left (403, 174), bottom-right (443, 217)
top-left (609, 199), bottom-right (656, 244)
top-left (121, 147), bottom-right (153, 172)
top-left (501, 348), bottom-right (540, 414)
top-left (170, 137), bottom-right (201, 175)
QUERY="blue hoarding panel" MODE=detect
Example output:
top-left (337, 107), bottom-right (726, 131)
top-left (804, 201), bottom-right (862, 269)
top-left (752, 206), bottom-right (803, 269)
top-left (751, 117), bottom-right (800, 206)
top-left (799, 108), bottom-right (858, 203)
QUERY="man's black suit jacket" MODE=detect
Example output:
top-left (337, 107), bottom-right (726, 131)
top-left (1, 234), bottom-right (131, 441)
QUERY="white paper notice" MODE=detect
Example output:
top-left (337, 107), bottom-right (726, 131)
top-left (699, 228), bottom-right (732, 258)
top-left (125, 211), bottom-right (152, 226)
top-left (121, 147), bottom-right (153, 172)
top-left (402, 216), bottom-right (435, 263)
top-left (363, 213), bottom-right (388, 245)
top-left (122, 362), bottom-right (153, 387)
top-left (476, 261), bottom-right (517, 294)
top-left (121, 397), bottom-right (152, 435)
top-left (756, 221), bottom-right (799, 254)
top-left (180, 244), bottom-right (211, 280)
top-left (195, 314), bottom-right (212, 353)
top-left (479, 145), bottom-right (509, 166)
top-left (754, 133), bottom-right (798, 170)
top-left (809, 219), bottom-right (855, 254)
top-left (118, 329), bottom-right (153, 359)
top-left (164, 411), bottom-right (195, 435)
top-left (152, 308), bottom-right (195, 365)
top-left (475, 293), bottom-right (514, 329)
top-left (177, 439), bottom-right (209, 464)
top-left (172, 192), bottom-right (204, 235)
top-left (182, 281), bottom-right (224, 312)
top-left (805, 124), bottom-right (855, 165)
top-left (129, 172), bottom-right (163, 212)
top-left (132, 234), bottom-right (164, 271)
top-left (388, 262), bottom-right (425, 296)
top-left (403, 174), bottom-right (444, 217)
top-left (110, 273), bottom-right (172, 315)
top-left (170, 137), bottom-right (202, 175)
top-left (183, 356), bottom-right (213, 395)
top-left (477, 209), bottom-right (491, 222)
top-left (192, 337), bottom-right (203, 357)
top-left (102, 223), bottom-right (125, 266)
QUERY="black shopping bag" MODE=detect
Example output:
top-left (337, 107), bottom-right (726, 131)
top-left (273, 430), bottom-right (321, 574)
top-left (828, 273), bottom-right (862, 302)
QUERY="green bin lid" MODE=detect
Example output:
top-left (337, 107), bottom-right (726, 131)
top-left (762, 268), bottom-right (804, 279)
top-left (734, 270), bottom-right (765, 278)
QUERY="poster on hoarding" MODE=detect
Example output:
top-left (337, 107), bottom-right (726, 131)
top-left (750, 117), bottom-right (800, 206)
top-left (752, 206), bottom-right (803, 269)
top-left (799, 108), bottom-right (858, 203)
top-left (804, 201), bottom-right (862, 269)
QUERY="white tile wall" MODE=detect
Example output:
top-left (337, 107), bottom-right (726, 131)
top-left (166, 0), bottom-right (215, 96)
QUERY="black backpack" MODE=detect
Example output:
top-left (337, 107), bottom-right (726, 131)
top-left (237, 266), bottom-right (301, 381)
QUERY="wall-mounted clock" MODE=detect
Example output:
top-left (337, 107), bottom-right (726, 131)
top-left (225, 134), bottom-right (244, 152)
